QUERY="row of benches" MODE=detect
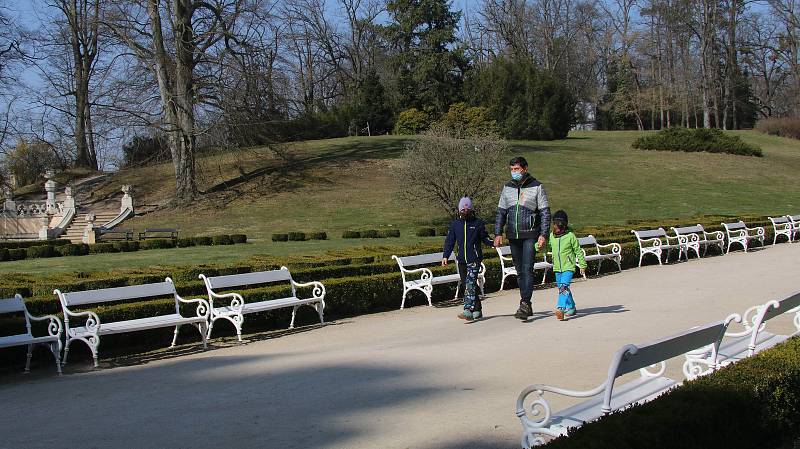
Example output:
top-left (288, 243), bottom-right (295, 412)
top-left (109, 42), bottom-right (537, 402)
top-left (1, 266), bottom-right (325, 370)
top-left (516, 289), bottom-right (800, 447)
top-left (394, 216), bottom-right (797, 311)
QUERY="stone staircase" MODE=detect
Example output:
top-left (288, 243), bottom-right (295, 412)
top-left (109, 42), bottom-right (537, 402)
top-left (62, 209), bottom-right (122, 243)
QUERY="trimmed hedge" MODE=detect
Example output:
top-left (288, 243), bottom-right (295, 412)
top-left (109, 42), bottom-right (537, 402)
top-left (176, 238), bottom-right (195, 247)
top-left (193, 236), bottom-right (213, 246)
top-left (544, 337), bottom-right (800, 449)
top-left (342, 230), bottom-right (361, 239)
top-left (89, 243), bottom-right (116, 254)
top-left (140, 239), bottom-right (175, 250)
top-left (379, 229), bottom-right (401, 238)
top-left (0, 239), bottom-right (71, 250)
top-left (211, 235), bottom-right (233, 246)
top-left (632, 127), bottom-right (763, 157)
top-left (416, 227), bottom-right (436, 237)
top-left (56, 244), bottom-right (89, 257)
top-left (287, 232), bottom-right (306, 242)
top-left (361, 230), bottom-right (379, 238)
top-left (272, 233), bottom-right (289, 242)
top-left (26, 245), bottom-right (58, 259)
top-left (231, 234), bottom-right (247, 244)
top-left (309, 232), bottom-right (327, 240)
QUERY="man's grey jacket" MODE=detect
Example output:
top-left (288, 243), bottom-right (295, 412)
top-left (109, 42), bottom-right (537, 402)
top-left (494, 173), bottom-right (551, 240)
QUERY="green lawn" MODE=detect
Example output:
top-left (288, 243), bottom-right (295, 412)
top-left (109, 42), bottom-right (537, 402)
top-left (1, 130), bottom-right (798, 275)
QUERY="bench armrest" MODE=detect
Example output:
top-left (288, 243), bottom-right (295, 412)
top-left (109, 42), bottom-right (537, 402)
top-left (176, 294), bottom-right (210, 319)
top-left (745, 225), bottom-right (765, 237)
top-left (703, 230), bottom-right (724, 241)
top-left (596, 242), bottom-right (621, 255)
top-left (25, 311), bottom-right (63, 338)
top-left (516, 381), bottom-right (608, 431)
top-left (64, 309), bottom-right (101, 333)
top-left (401, 267), bottom-right (434, 281)
top-left (665, 234), bottom-right (683, 244)
top-left (292, 280), bottom-right (326, 299)
top-left (636, 237), bottom-right (662, 246)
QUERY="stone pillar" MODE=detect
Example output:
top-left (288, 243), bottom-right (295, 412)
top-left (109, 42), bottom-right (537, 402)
top-left (38, 216), bottom-right (50, 240)
top-left (63, 185), bottom-right (75, 212)
top-left (83, 213), bottom-right (97, 244)
top-left (44, 170), bottom-right (58, 215)
top-left (2, 185), bottom-right (15, 216)
top-left (121, 184), bottom-right (134, 213)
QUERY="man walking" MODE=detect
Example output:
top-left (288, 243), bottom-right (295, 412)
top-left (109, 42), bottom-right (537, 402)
top-left (493, 156), bottom-right (551, 320)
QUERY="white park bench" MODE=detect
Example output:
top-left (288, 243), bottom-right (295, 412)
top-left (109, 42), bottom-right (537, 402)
top-left (711, 290), bottom-right (800, 364)
top-left (721, 220), bottom-right (765, 253)
top-left (515, 316), bottom-right (737, 447)
top-left (670, 224), bottom-right (725, 259)
top-left (787, 214), bottom-right (800, 241)
top-left (631, 228), bottom-right (684, 267)
top-left (577, 235), bottom-right (622, 275)
top-left (496, 246), bottom-right (552, 290)
top-left (768, 216), bottom-right (794, 245)
top-left (391, 252), bottom-right (486, 309)
top-left (199, 267), bottom-right (326, 342)
top-left (0, 294), bottom-right (63, 374)
top-left (55, 279), bottom-right (209, 367)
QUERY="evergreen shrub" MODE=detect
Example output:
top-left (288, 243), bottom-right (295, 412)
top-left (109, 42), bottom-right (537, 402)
top-left (632, 127), bottom-right (763, 157)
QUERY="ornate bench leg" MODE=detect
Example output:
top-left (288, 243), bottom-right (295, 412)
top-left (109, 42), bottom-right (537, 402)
top-left (196, 322), bottom-right (208, 349)
top-left (316, 303), bottom-right (325, 324)
top-left (171, 325), bottom-right (181, 347)
top-left (51, 341), bottom-right (62, 375)
top-left (424, 285), bottom-right (433, 307)
top-left (290, 305), bottom-right (298, 329)
top-left (24, 344), bottom-right (33, 373)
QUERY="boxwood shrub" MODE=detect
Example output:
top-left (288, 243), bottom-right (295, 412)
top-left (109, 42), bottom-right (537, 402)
top-left (342, 230), bottom-right (361, 239)
top-left (309, 232), bottom-right (327, 240)
top-left (632, 127), bottom-right (763, 157)
top-left (272, 233), bottom-right (289, 242)
top-left (435, 226), bottom-right (450, 236)
top-left (140, 239), bottom-right (175, 250)
top-left (113, 241), bottom-right (139, 252)
top-left (89, 243), bottom-right (117, 254)
top-left (176, 237), bottom-right (195, 247)
top-left (416, 227), bottom-right (436, 237)
top-left (26, 245), bottom-right (58, 259)
top-left (379, 229), bottom-right (401, 238)
top-left (362, 229), bottom-right (379, 238)
top-left (55, 244), bottom-right (89, 257)
top-left (230, 234), bottom-right (247, 244)
top-left (8, 248), bottom-right (26, 260)
top-left (212, 235), bottom-right (233, 245)
top-left (192, 236), bottom-right (213, 246)
top-left (288, 232), bottom-right (306, 241)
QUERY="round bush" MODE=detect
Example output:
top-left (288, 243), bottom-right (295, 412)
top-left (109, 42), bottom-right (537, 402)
top-left (192, 236), bottom-right (213, 246)
top-left (230, 234), bottom-right (247, 244)
top-left (342, 230), bottom-right (361, 239)
top-left (176, 237), bottom-right (195, 247)
top-left (272, 233), bottom-right (289, 242)
top-left (310, 232), bottom-right (327, 240)
top-left (212, 235), bottom-right (233, 245)
top-left (140, 239), bottom-right (175, 250)
top-left (56, 244), bottom-right (89, 257)
top-left (416, 227), bottom-right (436, 237)
top-left (26, 245), bottom-right (58, 259)
top-left (393, 108), bottom-right (431, 135)
top-left (89, 243), bottom-right (117, 254)
top-left (287, 232), bottom-right (306, 241)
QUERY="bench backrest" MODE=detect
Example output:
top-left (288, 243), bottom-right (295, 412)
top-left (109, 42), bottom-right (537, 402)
top-left (395, 252), bottom-right (454, 267)
top-left (576, 235), bottom-right (599, 247)
top-left (788, 214), bottom-right (800, 222)
top-left (722, 221), bottom-right (746, 231)
top-left (673, 225), bottom-right (703, 235)
top-left (204, 268), bottom-right (292, 290)
top-left (759, 290), bottom-right (800, 324)
top-left (58, 281), bottom-right (176, 307)
top-left (769, 216), bottom-right (789, 225)
top-left (632, 228), bottom-right (667, 239)
top-left (496, 246), bottom-right (512, 257)
top-left (0, 295), bottom-right (25, 315)
top-left (145, 228), bottom-right (177, 233)
top-left (611, 320), bottom-right (729, 378)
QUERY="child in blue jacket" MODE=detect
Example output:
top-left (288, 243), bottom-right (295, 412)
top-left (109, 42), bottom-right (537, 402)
top-left (442, 197), bottom-right (494, 321)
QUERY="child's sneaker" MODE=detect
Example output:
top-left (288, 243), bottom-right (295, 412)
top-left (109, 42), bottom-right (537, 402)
top-left (555, 308), bottom-right (565, 321)
top-left (472, 310), bottom-right (482, 320)
top-left (564, 308), bottom-right (577, 317)
top-left (458, 310), bottom-right (474, 321)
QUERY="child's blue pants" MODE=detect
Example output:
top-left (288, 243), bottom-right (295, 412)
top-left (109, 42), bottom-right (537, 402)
top-left (555, 270), bottom-right (575, 310)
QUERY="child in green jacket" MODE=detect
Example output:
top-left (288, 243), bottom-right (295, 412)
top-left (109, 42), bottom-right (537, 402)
top-left (536, 210), bottom-right (587, 320)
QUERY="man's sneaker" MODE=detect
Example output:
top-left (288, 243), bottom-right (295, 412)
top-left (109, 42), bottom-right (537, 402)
top-left (514, 302), bottom-right (533, 320)
top-left (458, 310), bottom-right (474, 321)
top-left (555, 308), bottom-right (565, 321)
top-left (564, 308), bottom-right (577, 317)
top-left (472, 310), bottom-right (482, 320)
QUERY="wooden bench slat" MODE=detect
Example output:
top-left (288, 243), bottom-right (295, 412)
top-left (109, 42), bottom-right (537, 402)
top-left (206, 269), bottom-right (292, 289)
top-left (0, 296), bottom-right (25, 314)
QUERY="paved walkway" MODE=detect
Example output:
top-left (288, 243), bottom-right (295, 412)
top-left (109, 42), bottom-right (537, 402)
top-left (2, 244), bottom-right (799, 449)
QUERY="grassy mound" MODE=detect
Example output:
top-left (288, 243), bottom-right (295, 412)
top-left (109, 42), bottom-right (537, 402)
top-left (632, 127), bottom-right (763, 157)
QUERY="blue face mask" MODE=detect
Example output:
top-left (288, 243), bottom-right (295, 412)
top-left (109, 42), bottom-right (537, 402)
top-left (511, 172), bottom-right (523, 181)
